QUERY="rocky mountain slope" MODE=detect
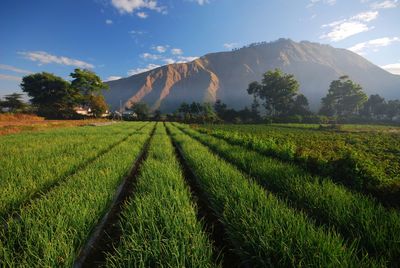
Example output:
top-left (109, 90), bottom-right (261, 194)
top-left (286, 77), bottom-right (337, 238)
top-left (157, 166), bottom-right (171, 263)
top-left (104, 38), bottom-right (400, 112)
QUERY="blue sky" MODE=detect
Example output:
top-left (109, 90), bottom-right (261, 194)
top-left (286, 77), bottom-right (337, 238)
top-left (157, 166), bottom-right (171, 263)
top-left (1, 0), bottom-right (399, 97)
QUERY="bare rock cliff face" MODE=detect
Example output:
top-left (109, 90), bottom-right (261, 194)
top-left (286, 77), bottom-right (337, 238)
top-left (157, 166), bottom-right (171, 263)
top-left (105, 39), bottom-right (400, 112)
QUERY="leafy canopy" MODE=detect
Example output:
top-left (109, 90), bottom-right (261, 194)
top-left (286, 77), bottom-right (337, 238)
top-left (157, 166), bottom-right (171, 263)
top-left (320, 75), bottom-right (367, 116)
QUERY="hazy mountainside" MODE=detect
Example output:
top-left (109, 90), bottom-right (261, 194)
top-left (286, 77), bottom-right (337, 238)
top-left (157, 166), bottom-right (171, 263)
top-left (105, 38), bottom-right (400, 112)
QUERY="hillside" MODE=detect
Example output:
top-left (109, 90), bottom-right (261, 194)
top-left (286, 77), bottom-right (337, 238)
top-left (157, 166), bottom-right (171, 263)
top-left (104, 39), bottom-right (400, 112)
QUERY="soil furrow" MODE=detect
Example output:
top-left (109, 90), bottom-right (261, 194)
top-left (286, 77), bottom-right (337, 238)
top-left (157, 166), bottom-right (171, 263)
top-left (165, 123), bottom-right (243, 268)
top-left (73, 123), bottom-right (156, 268)
top-left (1, 123), bottom-right (150, 225)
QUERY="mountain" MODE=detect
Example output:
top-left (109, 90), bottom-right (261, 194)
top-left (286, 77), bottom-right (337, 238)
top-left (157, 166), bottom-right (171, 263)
top-left (104, 38), bottom-right (400, 112)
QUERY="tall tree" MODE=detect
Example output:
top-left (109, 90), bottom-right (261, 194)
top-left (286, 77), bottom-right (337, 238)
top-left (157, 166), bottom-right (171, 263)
top-left (290, 94), bottom-right (310, 116)
top-left (88, 95), bottom-right (108, 117)
top-left (20, 72), bottom-right (77, 118)
top-left (0, 93), bottom-right (27, 112)
top-left (385, 100), bottom-right (400, 119)
top-left (131, 102), bottom-right (150, 120)
top-left (320, 76), bottom-right (367, 117)
top-left (361, 94), bottom-right (386, 118)
top-left (247, 69), bottom-right (300, 116)
top-left (70, 69), bottom-right (109, 111)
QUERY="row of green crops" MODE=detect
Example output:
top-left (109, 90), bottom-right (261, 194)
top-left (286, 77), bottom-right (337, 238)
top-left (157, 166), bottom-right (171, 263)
top-left (166, 123), bottom-right (376, 267)
top-left (106, 123), bottom-right (216, 268)
top-left (178, 123), bottom-right (400, 265)
top-left (197, 124), bottom-right (400, 206)
top-left (0, 123), bottom-right (155, 267)
top-left (0, 122), bottom-right (147, 220)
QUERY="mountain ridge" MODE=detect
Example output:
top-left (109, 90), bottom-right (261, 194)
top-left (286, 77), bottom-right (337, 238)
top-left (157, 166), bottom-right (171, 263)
top-left (104, 39), bottom-right (400, 112)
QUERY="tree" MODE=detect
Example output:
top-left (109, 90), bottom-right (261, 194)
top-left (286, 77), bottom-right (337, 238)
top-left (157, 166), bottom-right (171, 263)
top-left (0, 93), bottom-right (27, 113)
top-left (70, 69), bottom-right (109, 96)
top-left (385, 100), bottom-right (400, 119)
top-left (21, 72), bottom-right (78, 118)
top-left (320, 76), bottom-right (367, 117)
top-left (214, 99), bottom-right (227, 117)
top-left (88, 95), bottom-right (108, 117)
top-left (131, 102), bottom-right (150, 120)
top-left (290, 94), bottom-right (310, 116)
top-left (247, 69), bottom-right (300, 116)
top-left (361, 94), bottom-right (386, 118)
top-left (70, 68), bottom-right (109, 111)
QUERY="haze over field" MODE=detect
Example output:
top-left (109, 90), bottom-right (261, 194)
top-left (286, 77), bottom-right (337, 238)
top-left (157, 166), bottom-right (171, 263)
top-left (1, 0), bottom-right (399, 110)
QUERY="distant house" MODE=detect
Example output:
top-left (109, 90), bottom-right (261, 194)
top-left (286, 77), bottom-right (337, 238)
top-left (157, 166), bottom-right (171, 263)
top-left (74, 106), bottom-right (91, 116)
top-left (74, 106), bottom-right (110, 118)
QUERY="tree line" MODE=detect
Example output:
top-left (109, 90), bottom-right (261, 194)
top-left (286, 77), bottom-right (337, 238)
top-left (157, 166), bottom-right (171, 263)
top-left (169, 69), bottom-right (400, 124)
top-left (0, 69), bottom-right (109, 119)
top-left (2, 67), bottom-right (400, 124)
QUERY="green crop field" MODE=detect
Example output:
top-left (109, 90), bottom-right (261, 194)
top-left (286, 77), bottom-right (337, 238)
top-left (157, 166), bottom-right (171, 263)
top-left (1, 122), bottom-right (399, 267)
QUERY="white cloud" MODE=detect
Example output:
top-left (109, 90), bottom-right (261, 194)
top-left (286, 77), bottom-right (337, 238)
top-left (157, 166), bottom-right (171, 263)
top-left (130, 30), bottom-right (145, 35)
top-left (223, 43), bottom-right (239, 49)
top-left (189, 0), bottom-right (210, 5)
top-left (348, 37), bottom-right (400, 54)
top-left (137, 12), bottom-right (148, 18)
top-left (104, 76), bottom-right (122, 81)
top-left (380, 63), bottom-right (400, 74)
top-left (307, 0), bottom-right (336, 8)
top-left (152, 45), bottom-right (167, 53)
top-left (163, 58), bottom-right (176, 64)
top-left (141, 52), bottom-right (162, 60)
top-left (0, 74), bottom-right (21, 81)
top-left (176, 56), bottom-right (198, 63)
top-left (0, 64), bottom-right (32, 74)
top-left (321, 22), bottom-right (370, 42)
top-left (127, 63), bottom-right (160, 75)
top-left (171, 48), bottom-right (183, 55)
top-left (105, 19), bottom-right (113, 24)
top-left (320, 11), bottom-right (378, 42)
top-left (351, 11), bottom-right (379, 22)
top-left (111, 0), bottom-right (164, 14)
top-left (371, 0), bottom-right (398, 9)
top-left (19, 51), bottom-right (94, 69)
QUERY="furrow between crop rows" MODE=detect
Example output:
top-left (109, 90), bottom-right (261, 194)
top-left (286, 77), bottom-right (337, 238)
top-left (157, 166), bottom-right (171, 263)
top-left (0, 122), bottom-right (149, 221)
top-left (0, 123), bottom-right (155, 267)
top-left (105, 123), bottom-right (216, 267)
top-left (166, 123), bottom-right (376, 267)
top-left (176, 123), bottom-right (400, 265)
top-left (197, 125), bottom-right (400, 207)
top-left (74, 123), bottom-right (156, 268)
top-left (165, 122), bottom-right (241, 267)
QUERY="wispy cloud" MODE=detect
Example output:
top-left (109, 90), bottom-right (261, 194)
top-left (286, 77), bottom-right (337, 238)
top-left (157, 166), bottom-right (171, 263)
top-left (141, 52), bottom-right (163, 60)
top-left (137, 12), bottom-right (148, 18)
top-left (163, 58), bottom-right (176, 64)
top-left (152, 45), bottom-right (168, 53)
top-left (349, 37), bottom-right (400, 54)
top-left (380, 63), bottom-right (400, 75)
top-left (105, 19), bottom-right (113, 24)
top-left (223, 42), bottom-right (239, 49)
top-left (19, 51), bottom-right (94, 69)
top-left (371, 0), bottom-right (398, 9)
top-left (127, 63), bottom-right (161, 75)
top-left (110, 0), bottom-right (165, 15)
top-left (307, 0), bottom-right (336, 8)
top-left (176, 56), bottom-right (198, 63)
top-left (320, 11), bottom-right (378, 42)
top-left (104, 76), bottom-right (122, 81)
top-left (188, 0), bottom-right (210, 5)
top-left (0, 64), bottom-right (32, 74)
top-left (0, 74), bottom-right (22, 81)
top-left (171, 48), bottom-right (183, 55)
